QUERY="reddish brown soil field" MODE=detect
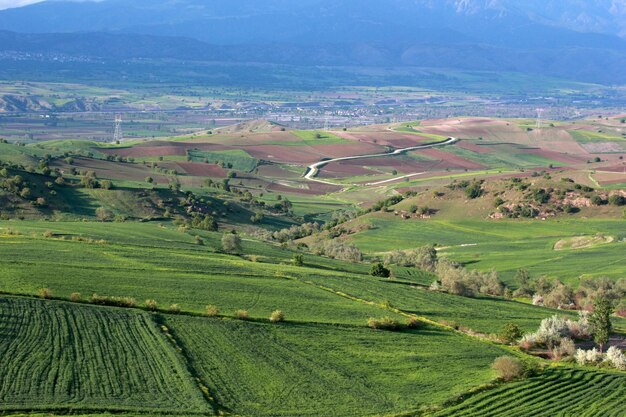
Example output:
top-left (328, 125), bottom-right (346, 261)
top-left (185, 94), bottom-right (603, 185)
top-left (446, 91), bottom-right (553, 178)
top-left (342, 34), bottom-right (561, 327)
top-left (420, 149), bottom-right (486, 170)
top-left (335, 131), bottom-right (428, 148)
top-left (160, 162), bottom-right (227, 177)
top-left (598, 164), bottom-right (626, 173)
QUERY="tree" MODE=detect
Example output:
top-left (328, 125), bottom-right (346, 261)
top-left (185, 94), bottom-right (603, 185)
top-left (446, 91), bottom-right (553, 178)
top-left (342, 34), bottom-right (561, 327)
top-left (222, 232), bottom-right (242, 254)
top-left (465, 181), bottom-right (483, 199)
top-left (292, 253), bottom-right (304, 267)
top-left (95, 207), bottom-right (112, 222)
top-left (370, 262), bottom-right (391, 278)
top-left (515, 269), bottom-right (531, 288)
top-left (590, 296), bottom-right (614, 352)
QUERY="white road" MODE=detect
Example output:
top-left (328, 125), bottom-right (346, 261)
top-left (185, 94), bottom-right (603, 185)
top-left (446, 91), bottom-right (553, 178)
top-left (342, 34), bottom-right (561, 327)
top-left (303, 137), bottom-right (458, 185)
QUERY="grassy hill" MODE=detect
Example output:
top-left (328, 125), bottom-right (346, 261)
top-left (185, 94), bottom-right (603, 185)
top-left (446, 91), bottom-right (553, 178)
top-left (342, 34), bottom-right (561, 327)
top-left (0, 118), bottom-right (625, 416)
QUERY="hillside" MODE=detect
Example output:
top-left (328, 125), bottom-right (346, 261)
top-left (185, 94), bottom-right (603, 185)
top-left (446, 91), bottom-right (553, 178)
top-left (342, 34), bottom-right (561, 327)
top-left (0, 117), bottom-right (625, 416)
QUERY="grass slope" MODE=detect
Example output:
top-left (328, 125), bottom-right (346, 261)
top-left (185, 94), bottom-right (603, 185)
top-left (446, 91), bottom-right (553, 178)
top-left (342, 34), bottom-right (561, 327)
top-left (0, 296), bottom-right (209, 414)
top-left (349, 217), bottom-right (626, 284)
top-left (166, 316), bottom-right (508, 417)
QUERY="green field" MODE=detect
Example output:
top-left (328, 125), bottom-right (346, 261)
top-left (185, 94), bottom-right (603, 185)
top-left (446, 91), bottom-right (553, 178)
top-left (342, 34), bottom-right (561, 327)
top-left (187, 149), bottom-right (258, 171)
top-left (349, 217), bottom-right (626, 284)
top-left (165, 315), bottom-right (508, 417)
top-left (0, 296), bottom-right (209, 414)
top-left (431, 367), bottom-right (626, 417)
top-left (0, 220), bottom-right (598, 335)
top-left (444, 146), bottom-right (562, 169)
top-left (570, 130), bottom-right (626, 143)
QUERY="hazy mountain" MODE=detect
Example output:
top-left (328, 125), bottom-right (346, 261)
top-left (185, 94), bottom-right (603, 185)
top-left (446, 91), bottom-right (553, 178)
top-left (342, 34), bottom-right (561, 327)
top-left (1, 0), bottom-right (626, 84)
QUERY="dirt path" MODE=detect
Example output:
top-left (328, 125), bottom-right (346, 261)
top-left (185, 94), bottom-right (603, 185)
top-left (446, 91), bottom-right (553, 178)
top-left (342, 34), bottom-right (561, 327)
top-left (303, 137), bottom-right (458, 185)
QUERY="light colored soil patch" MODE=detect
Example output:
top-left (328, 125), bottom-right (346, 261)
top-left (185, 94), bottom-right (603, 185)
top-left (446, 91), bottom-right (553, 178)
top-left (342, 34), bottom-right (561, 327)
top-left (554, 235), bottom-right (614, 251)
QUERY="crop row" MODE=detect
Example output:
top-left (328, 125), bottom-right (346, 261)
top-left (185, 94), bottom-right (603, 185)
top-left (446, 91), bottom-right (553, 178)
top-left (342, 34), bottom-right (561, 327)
top-left (432, 368), bottom-right (626, 417)
top-left (0, 296), bottom-right (209, 414)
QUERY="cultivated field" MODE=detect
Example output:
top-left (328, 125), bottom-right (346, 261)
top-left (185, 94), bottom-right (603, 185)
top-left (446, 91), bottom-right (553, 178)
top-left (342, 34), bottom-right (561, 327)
top-left (0, 296), bottom-right (209, 414)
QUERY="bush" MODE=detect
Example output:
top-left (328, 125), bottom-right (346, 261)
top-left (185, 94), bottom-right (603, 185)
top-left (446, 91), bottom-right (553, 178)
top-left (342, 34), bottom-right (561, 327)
top-left (292, 253), bottom-right (304, 267)
top-left (90, 294), bottom-right (136, 307)
top-left (144, 299), bottom-right (158, 311)
top-left (606, 346), bottom-right (626, 370)
top-left (269, 310), bottom-right (285, 323)
top-left (552, 338), bottom-right (576, 360)
top-left (169, 304), bottom-right (181, 314)
top-left (492, 356), bottom-right (523, 381)
top-left (235, 309), bottom-right (250, 320)
top-left (500, 323), bottom-right (523, 344)
top-left (222, 233), bottom-right (242, 254)
top-left (205, 305), bottom-right (219, 317)
top-left (37, 288), bottom-right (52, 299)
top-left (608, 195), bottom-right (625, 206)
top-left (576, 348), bottom-right (601, 365)
top-left (69, 292), bottom-right (81, 302)
top-left (518, 333), bottom-right (538, 350)
top-left (367, 317), bottom-right (401, 331)
top-left (405, 317), bottom-right (422, 329)
top-left (370, 262), bottom-right (391, 278)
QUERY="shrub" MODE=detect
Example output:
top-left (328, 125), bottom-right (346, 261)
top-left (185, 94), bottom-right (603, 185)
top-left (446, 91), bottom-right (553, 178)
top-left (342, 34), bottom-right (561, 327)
top-left (90, 294), bottom-right (136, 307)
top-left (292, 253), bottom-right (304, 267)
top-left (221, 233), bottom-right (242, 254)
top-left (535, 315), bottom-right (573, 347)
top-left (69, 292), bottom-right (81, 302)
top-left (169, 304), bottom-right (181, 314)
top-left (370, 262), bottom-right (391, 278)
top-left (576, 348), bottom-right (601, 365)
top-left (42, 230), bottom-right (54, 238)
top-left (367, 317), bottom-right (401, 331)
top-left (235, 309), bottom-right (250, 320)
top-left (37, 288), bottom-right (52, 299)
top-left (144, 299), bottom-right (158, 311)
top-left (606, 346), bottom-right (626, 370)
top-left (492, 356), bottom-right (523, 381)
top-left (269, 310), bottom-right (285, 323)
top-left (552, 338), bottom-right (576, 360)
top-left (500, 323), bottom-right (523, 344)
top-left (205, 305), bottom-right (219, 317)
top-left (518, 333), bottom-right (538, 350)
top-left (405, 317), bottom-right (422, 329)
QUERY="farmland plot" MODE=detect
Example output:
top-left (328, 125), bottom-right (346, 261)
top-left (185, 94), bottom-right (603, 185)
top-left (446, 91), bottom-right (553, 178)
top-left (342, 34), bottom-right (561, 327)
top-left (165, 315), bottom-right (508, 417)
top-left (432, 367), bottom-right (626, 417)
top-left (0, 296), bottom-right (209, 414)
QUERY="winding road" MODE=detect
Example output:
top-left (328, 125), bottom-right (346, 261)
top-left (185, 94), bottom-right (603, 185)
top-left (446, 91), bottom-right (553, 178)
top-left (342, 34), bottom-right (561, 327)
top-left (303, 137), bottom-right (458, 186)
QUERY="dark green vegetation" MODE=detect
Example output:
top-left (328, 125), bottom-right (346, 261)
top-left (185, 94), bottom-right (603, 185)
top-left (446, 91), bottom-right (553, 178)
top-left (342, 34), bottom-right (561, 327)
top-left (0, 296), bottom-right (209, 414)
top-left (430, 367), bottom-right (626, 417)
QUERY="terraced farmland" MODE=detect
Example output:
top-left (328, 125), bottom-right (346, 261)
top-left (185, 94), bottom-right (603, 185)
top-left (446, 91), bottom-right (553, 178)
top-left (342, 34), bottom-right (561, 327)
top-left (0, 296), bottom-right (209, 414)
top-left (165, 315), bottom-right (509, 417)
top-left (431, 368), bottom-right (626, 417)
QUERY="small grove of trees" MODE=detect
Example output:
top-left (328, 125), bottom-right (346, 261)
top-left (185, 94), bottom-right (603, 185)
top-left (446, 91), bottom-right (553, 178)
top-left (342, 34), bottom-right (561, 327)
top-left (383, 245), bottom-right (438, 272)
top-left (514, 271), bottom-right (625, 312)
top-left (313, 239), bottom-right (363, 263)
top-left (432, 258), bottom-right (505, 297)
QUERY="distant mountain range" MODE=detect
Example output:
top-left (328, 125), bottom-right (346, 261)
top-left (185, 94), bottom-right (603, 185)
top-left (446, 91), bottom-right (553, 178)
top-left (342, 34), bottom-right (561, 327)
top-left (0, 0), bottom-right (626, 85)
